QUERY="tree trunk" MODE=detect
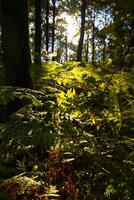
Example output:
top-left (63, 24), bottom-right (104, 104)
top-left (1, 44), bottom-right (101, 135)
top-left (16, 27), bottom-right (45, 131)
top-left (0, 0), bottom-right (1, 27)
top-left (102, 11), bottom-right (106, 64)
top-left (85, 34), bottom-right (89, 62)
top-left (127, 14), bottom-right (134, 70)
top-left (77, 0), bottom-right (86, 62)
top-left (1, 0), bottom-right (33, 88)
top-left (52, 0), bottom-right (56, 60)
top-left (45, 0), bottom-right (49, 52)
top-left (0, 0), bottom-right (2, 65)
top-left (91, 7), bottom-right (95, 64)
top-left (65, 35), bottom-right (68, 62)
top-left (34, 0), bottom-right (42, 67)
top-left (102, 35), bottom-right (106, 64)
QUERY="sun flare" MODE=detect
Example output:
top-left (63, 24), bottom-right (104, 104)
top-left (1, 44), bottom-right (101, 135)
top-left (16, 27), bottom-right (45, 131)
top-left (63, 14), bottom-right (79, 45)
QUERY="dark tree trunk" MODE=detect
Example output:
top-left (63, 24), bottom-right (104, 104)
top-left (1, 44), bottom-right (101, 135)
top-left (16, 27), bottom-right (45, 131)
top-left (102, 36), bottom-right (106, 64)
top-left (45, 0), bottom-right (49, 52)
top-left (34, 0), bottom-right (42, 67)
top-left (85, 34), bottom-right (89, 62)
top-left (0, 0), bottom-right (1, 26)
top-left (113, 7), bottom-right (125, 68)
top-left (77, 0), bottom-right (86, 62)
top-left (128, 15), bottom-right (134, 70)
top-left (52, 0), bottom-right (56, 60)
top-left (91, 7), bottom-right (95, 64)
top-left (102, 11), bottom-right (106, 64)
top-left (0, 0), bottom-right (2, 65)
top-left (65, 35), bottom-right (68, 62)
top-left (1, 0), bottom-right (33, 88)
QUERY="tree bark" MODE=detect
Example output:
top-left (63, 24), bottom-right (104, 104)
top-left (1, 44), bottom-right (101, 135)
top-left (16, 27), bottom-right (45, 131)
top-left (91, 7), bottom-right (95, 64)
top-left (34, 0), bottom-right (42, 67)
top-left (102, 10), bottom-right (106, 64)
top-left (45, 0), bottom-right (49, 52)
top-left (86, 34), bottom-right (89, 62)
top-left (128, 14), bottom-right (134, 70)
top-left (0, 0), bottom-right (2, 65)
top-left (1, 0), bottom-right (33, 88)
top-left (77, 0), bottom-right (86, 62)
top-left (52, 0), bottom-right (56, 60)
top-left (65, 35), bottom-right (68, 62)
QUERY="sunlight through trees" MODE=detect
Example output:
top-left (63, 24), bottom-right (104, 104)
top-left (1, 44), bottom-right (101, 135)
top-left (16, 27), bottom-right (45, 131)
top-left (0, 0), bottom-right (134, 199)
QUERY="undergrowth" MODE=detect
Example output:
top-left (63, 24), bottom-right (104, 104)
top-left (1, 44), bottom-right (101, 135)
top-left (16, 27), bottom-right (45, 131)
top-left (0, 61), bottom-right (134, 199)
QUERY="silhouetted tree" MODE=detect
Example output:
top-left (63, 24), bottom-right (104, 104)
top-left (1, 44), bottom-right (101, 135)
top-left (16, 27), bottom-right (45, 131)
top-left (77, 0), bottom-right (87, 61)
top-left (45, 0), bottom-right (50, 52)
top-left (91, 6), bottom-right (95, 64)
top-left (52, 0), bottom-right (56, 60)
top-left (34, 0), bottom-right (42, 66)
top-left (1, 0), bottom-right (33, 88)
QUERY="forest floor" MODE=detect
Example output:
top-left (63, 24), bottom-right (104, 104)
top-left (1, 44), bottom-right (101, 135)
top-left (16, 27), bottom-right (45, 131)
top-left (0, 61), bottom-right (134, 200)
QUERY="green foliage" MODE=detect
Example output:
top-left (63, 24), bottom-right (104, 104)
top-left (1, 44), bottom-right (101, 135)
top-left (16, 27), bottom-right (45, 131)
top-left (0, 87), bottom-right (56, 147)
top-left (104, 184), bottom-right (116, 198)
top-left (44, 61), bottom-right (134, 199)
top-left (0, 61), bottom-right (134, 199)
top-left (0, 188), bottom-right (12, 200)
top-left (117, 0), bottom-right (134, 12)
top-left (1, 0), bottom-right (134, 197)
top-left (0, 86), bottom-right (57, 180)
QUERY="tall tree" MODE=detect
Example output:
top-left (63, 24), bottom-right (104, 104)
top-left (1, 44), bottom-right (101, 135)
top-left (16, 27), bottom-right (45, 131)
top-left (52, 0), bottom-right (56, 60)
top-left (101, 9), bottom-right (107, 64)
top-left (65, 35), bottom-right (68, 61)
top-left (91, 6), bottom-right (95, 64)
top-left (1, 0), bottom-right (33, 88)
top-left (77, 0), bottom-right (87, 61)
top-left (45, 0), bottom-right (50, 52)
top-left (85, 34), bottom-right (89, 62)
top-left (34, 0), bottom-right (42, 66)
top-left (128, 13), bottom-right (134, 69)
top-left (0, 0), bottom-right (2, 65)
